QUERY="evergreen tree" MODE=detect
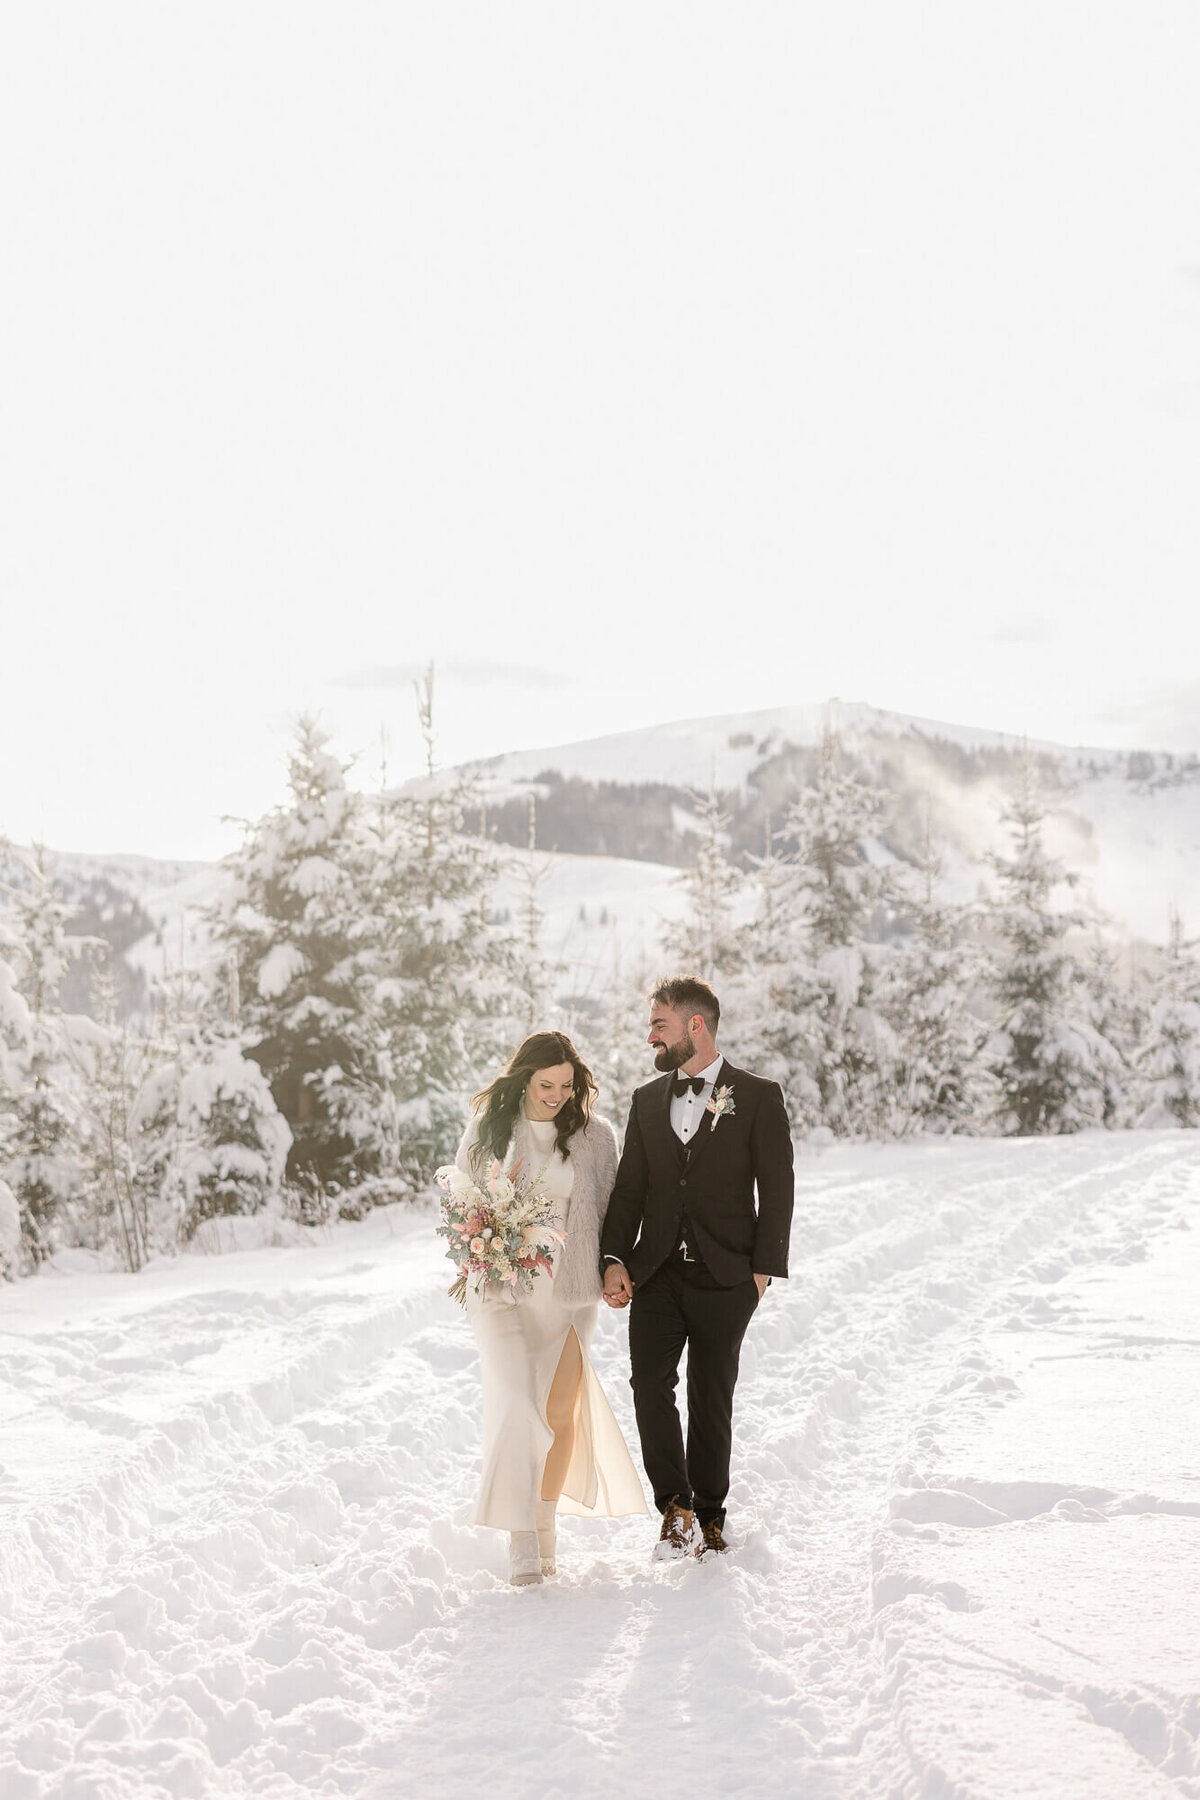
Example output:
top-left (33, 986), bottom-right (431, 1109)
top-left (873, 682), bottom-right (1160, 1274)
top-left (983, 763), bottom-right (1119, 1135)
top-left (213, 716), bottom-right (394, 1200)
top-left (0, 938), bottom-right (31, 1276)
top-left (884, 826), bottom-right (991, 1134)
top-left (0, 1179), bottom-right (19, 1281)
top-left (734, 959), bottom-right (826, 1132)
top-left (590, 958), bottom-right (658, 1132)
top-left (719, 821), bottom-right (809, 1121)
top-left (0, 931), bottom-right (30, 1122)
top-left (1081, 934), bottom-right (1142, 1127)
top-left (214, 687), bottom-right (511, 1203)
top-left (129, 961), bottom-right (292, 1243)
top-left (131, 1041), bottom-right (293, 1241)
top-left (508, 793), bottom-right (557, 1035)
top-left (0, 844), bottom-right (90, 1264)
top-left (368, 668), bottom-right (513, 1178)
top-left (781, 729), bottom-right (892, 943)
top-left (742, 729), bottom-right (896, 1137)
top-left (667, 777), bottom-right (748, 984)
top-left (1138, 908), bottom-right (1200, 1128)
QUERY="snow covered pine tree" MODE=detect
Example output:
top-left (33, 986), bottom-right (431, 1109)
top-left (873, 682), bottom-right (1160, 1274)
top-left (883, 822), bottom-right (991, 1135)
top-left (983, 761), bottom-right (1120, 1135)
top-left (368, 668), bottom-right (512, 1180)
top-left (744, 728), bottom-right (897, 1138)
top-left (1138, 907), bottom-right (1200, 1128)
top-left (212, 718), bottom-right (401, 1213)
top-left (667, 776), bottom-right (749, 985)
top-left (130, 960), bottom-right (292, 1242)
top-left (0, 844), bottom-right (91, 1266)
top-left (214, 700), bottom-right (510, 1212)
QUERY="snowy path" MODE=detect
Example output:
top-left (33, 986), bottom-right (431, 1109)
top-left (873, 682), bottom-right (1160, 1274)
top-left (1, 1133), bottom-right (1198, 1799)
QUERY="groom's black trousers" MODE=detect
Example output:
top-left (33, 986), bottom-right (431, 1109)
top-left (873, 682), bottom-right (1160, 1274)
top-left (628, 1256), bottom-right (759, 1528)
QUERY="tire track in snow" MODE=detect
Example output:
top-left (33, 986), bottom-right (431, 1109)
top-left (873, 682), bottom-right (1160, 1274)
top-left (1, 1226), bottom-right (464, 1799)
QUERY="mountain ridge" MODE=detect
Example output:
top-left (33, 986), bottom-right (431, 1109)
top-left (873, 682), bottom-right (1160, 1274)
top-left (421, 698), bottom-right (1199, 943)
top-left (459, 697), bottom-right (1199, 797)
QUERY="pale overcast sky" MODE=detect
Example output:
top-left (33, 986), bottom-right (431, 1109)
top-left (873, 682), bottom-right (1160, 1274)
top-left (3, 4), bottom-right (1199, 860)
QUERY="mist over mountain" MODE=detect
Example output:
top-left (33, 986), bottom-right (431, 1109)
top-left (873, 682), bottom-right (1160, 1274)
top-left (457, 699), bottom-right (1200, 943)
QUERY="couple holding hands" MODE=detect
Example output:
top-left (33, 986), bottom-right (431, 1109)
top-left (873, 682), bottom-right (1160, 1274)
top-left (454, 976), bottom-right (795, 1585)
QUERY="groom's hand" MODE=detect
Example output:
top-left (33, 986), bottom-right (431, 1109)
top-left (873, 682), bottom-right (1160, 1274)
top-left (753, 1273), bottom-right (769, 1301)
top-left (603, 1263), bottom-right (633, 1308)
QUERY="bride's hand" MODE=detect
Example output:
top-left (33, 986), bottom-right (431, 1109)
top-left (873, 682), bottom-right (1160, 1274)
top-left (603, 1263), bottom-right (633, 1309)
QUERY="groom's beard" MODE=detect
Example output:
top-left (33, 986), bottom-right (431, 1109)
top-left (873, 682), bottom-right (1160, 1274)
top-left (654, 1032), bottom-right (695, 1072)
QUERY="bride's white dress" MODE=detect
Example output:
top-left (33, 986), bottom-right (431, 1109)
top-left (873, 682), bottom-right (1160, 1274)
top-left (466, 1117), bottom-right (646, 1532)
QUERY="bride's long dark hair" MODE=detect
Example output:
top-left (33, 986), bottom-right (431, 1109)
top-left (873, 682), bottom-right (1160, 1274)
top-left (470, 1031), bottom-right (597, 1172)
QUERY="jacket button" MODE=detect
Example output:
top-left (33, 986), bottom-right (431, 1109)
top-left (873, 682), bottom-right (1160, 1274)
top-left (679, 1178), bottom-right (687, 1187)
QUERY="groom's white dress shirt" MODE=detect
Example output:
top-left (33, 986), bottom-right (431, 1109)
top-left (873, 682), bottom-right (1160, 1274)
top-left (669, 1056), bottom-right (724, 1145)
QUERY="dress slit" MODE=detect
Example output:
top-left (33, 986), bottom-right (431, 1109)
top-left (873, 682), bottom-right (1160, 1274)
top-left (541, 1326), bottom-right (584, 1501)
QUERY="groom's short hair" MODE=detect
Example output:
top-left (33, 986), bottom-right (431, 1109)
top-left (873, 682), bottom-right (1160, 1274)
top-left (651, 976), bottom-right (720, 1035)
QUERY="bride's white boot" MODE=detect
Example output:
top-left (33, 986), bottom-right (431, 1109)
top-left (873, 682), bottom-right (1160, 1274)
top-left (508, 1530), bottom-right (542, 1586)
top-left (535, 1499), bottom-right (557, 1576)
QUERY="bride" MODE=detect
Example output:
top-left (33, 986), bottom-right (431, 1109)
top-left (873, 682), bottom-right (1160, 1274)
top-left (455, 1030), bottom-right (646, 1584)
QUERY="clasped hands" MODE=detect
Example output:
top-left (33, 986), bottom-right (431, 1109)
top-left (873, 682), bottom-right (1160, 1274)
top-left (603, 1264), bottom-right (769, 1307)
top-left (602, 1263), bottom-right (633, 1308)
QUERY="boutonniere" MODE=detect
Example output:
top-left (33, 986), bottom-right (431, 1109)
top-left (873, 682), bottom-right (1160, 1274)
top-left (705, 1085), bottom-right (736, 1132)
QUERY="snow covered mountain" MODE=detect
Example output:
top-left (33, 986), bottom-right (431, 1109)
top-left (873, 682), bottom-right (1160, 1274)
top-left (448, 698), bottom-right (1200, 943)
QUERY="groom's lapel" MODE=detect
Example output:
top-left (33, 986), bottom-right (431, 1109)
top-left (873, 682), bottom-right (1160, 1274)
top-left (681, 1058), bottom-right (731, 1175)
top-left (655, 1072), bottom-right (685, 1166)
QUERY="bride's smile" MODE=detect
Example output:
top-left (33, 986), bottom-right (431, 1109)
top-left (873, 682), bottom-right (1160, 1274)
top-left (523, 1064), bottom-right (575, 1122)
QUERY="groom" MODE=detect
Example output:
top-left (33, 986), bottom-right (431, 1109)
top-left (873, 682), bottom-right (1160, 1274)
top-left (601, 976), bottom-right (794, 1559)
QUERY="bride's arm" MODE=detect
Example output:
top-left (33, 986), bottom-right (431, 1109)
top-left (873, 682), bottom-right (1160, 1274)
top-left (590, 1116), bottom-right (620, 1231)
top-left (599, 1097), bottom-right (647, 1271)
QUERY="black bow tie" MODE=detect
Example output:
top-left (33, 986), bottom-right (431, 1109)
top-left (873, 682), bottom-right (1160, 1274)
top-left (675, 1076), bottom-right (707, 1096)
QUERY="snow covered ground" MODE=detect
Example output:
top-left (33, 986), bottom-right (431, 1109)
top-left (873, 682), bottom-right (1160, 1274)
top-left (2, 1131), bottom-right (1198, 1799)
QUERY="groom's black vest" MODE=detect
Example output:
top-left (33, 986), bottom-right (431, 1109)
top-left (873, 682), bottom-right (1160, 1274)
top-left (600, 1060), bottom-right (794, 1288)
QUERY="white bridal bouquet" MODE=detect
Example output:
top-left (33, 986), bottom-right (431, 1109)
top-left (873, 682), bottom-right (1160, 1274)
top-left (434, 1157), bottom-right (565, 1305)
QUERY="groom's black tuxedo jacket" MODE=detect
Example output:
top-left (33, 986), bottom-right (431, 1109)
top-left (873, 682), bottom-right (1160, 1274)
top-left (600, 1060), bottom-right (794, 1288)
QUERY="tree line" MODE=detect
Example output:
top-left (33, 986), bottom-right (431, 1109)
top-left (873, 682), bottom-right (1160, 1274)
top-left (0, 687), bottom-right (546, 1277)
top-left (2, 711), bottom-right (1198, 1279)
top-left (669, 729), bottom-right (1200, 1143)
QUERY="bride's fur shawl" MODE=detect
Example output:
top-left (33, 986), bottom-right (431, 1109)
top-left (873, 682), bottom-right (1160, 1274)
top-left (453, 1110), bottom-right (619, 1308)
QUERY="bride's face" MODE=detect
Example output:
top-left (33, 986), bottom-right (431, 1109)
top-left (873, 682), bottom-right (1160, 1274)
top-left (523, 1061), bottom-right (576, 1123)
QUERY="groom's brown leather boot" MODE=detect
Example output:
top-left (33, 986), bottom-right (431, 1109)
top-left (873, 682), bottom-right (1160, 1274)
top-left (695, 1518), bottom-right (729, 1559)
top-left (653, 1498), bottom-right (695, 1561)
